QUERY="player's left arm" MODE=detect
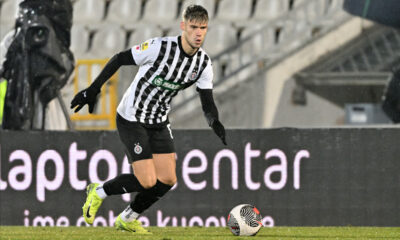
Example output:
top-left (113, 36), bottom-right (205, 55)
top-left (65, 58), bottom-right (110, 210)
top-left (198, 88), bottom-right (227, 145)
top-left (196, 61), bottom-right (227, 145)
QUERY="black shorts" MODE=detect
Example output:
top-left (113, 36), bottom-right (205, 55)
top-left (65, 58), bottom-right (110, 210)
top-left (116, 114), bottom-right (175, 163)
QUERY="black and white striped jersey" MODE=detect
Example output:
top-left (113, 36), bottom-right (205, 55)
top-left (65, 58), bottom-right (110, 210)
top-left (117, 36), bottom-right (213, 125)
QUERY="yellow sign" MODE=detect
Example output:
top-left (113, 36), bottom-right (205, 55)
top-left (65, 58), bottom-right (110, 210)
top-left (141, 41), bottom-right (149, 51)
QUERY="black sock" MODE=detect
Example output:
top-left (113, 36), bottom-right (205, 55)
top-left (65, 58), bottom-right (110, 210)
top-left (130, 180), bottom-right (172, 214)
top-left (103, 174), bottom-right (145, 195)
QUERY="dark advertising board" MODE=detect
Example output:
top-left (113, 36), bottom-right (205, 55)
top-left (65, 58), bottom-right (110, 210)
top-left (0, 128), bottom-right (399, 227)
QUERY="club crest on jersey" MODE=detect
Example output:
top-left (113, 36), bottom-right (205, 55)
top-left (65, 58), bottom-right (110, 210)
top-left (153, 76), bottom-right (163, 86)
top-left (134, 143), bottom-right (142, 154)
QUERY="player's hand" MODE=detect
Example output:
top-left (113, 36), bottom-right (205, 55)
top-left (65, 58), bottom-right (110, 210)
top-left (70, 86), bottom-right (100, 113)
top-left (211, 120), bottom-right (227, 145)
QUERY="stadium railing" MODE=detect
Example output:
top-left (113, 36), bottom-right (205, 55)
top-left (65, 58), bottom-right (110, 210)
top-left (171, 0), bottom-right (350, 114)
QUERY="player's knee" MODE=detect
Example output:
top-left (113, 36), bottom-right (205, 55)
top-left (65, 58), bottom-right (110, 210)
top-left (159, 175), bottom-right (177, 186)
top-left (138, 175), bottom-right (157, 189)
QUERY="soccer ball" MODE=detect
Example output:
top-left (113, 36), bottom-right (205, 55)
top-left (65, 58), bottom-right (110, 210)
top-left (227, 204), bottom-right (263, 236)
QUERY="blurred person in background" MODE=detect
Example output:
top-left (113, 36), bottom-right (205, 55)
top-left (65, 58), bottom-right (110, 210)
top-left (0, 0), bottom-right (74, 130)
top-left (382, 67), bottom-right (400, 123)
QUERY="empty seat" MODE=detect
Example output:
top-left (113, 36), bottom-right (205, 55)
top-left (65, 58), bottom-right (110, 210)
top-left (142, 0), bottom-right (178, 23)
top-left (74, 65), bottom-right (96, 90)
top-left (70, 25), bottom-right (90, 58)
top-left (1, 28), bottom-right (15, 69)
top-left (89, 25), bottom-right (126, 58)
top-left (302, 0), bottom-right (329, 23)
top-left (326, 0), bottom-right (345, 14)
top-left (106, 0), bottom-right (141, 24)
top-left (253, 0), bottom-right (289, 20)
top-left (215, 0), bottom-right (252, 21)
top-left (291, 0), bottom-right (333, 26)
top-left (128, 24), bottom-right (163, 47)
top-left (166, 26), bottom-right (182, 37)
top-left (202, 23), bottom-right (237, 56)
top-left (292, 0), bottom-right (307, 7)
top-left (238, 25), bottom-right (282, 81)
top-left (0, 0), bottom-right (22, 24)
top-left (325, 0), bottom-right (347, 20)
top-left (278, 20), bottom-right (310, 50)
top-left (73, 0), bottom-right (105, 24)
top-left (240, 24), bottom-right (276, 60)
top-left (181, 0), bottom-right (216, 19)
top-left (0, 23), bottom-right (14, 41)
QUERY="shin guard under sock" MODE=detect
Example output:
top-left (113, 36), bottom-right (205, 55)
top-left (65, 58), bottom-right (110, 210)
top-left (103, 174), bottom-right (145, 195)
top-left (130, 180), bottom-right (173, 214)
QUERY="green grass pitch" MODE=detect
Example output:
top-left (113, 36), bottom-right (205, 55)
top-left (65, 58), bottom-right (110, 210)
top-left (0, 226), bottom-right (400, 240)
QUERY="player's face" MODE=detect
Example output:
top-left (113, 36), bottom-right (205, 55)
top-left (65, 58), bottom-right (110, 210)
top-left (181, 20), bottom-right (208, 50)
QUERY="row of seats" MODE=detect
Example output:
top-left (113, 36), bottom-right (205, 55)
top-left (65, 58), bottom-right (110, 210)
top-left (1, 0), bottom-right (305, 25)
top-left (70, 23), bottom-right (237, 59)
top-left (67, 20), bottom-right (318, 59)
top-left (0, 20), bottom-right (259, 57)
top-left (0, 20), bottom-right (321, 59)
top-left (1, 0), bottom-right (341, 60)
top-left (70, 24), bottom-right (161, 58)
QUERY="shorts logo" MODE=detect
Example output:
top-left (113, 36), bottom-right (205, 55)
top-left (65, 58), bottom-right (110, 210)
top-left (134, 143), bottom-right (142, 154)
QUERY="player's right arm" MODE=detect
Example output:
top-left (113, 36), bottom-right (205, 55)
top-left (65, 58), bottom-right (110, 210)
top-left (71, 38), bottom-right (160, 113)
top-left (70, 38), bottom-right (161, 113)
top-left (70, 49), bottom-right (136, 113)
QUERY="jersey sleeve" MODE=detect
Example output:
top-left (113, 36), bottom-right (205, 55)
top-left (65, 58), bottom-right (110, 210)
top-left (196, 60), bottom-right (213, 89)
top-left (130, 38), bottom-right (161, 66)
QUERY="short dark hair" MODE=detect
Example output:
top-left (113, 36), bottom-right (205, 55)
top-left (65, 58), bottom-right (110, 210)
top-left (182, 4), bottom-right (209, 23)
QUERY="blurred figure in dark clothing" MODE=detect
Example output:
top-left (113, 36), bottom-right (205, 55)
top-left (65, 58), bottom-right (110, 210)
top-left (382, 67), bottom-right (400, 123)
top-left (0, 0), bottom-right (74, 130)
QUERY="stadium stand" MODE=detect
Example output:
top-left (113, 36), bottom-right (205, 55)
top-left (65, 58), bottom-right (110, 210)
top-left (253, 0), bottom-right (289, 20)
top-left (166, 25), bottom-right (183, 37)
top-left (3, 0), bottom-right (386, 129)
top-left (202, 23), bottom-right (238, 79)
top-left (72, 0), bottom-right (105, 24)
top-left (142, 0), bottom-right (179, 23)
top-left (106, 0), bottom-right (142, 24)
top-left (0, 0), bottom-right (20, 40)
top-left (238, 23), bottom-right (277, 80)
top-left (89, 25), bottom-right (126, 58)
top-left (215, 0), bottom-right (252, 22)
top-left (278, 19), bottom-right (311, 50)
top-left (70, 24), bottom-right (90, 58)
top-left (181, 0), bottom-right (216, 19)
top-left (294, 25), bottom-right (400, 108)
top-left (240, 24), bottom-right (276, 52)
top-left (0, 23), bottom-right (13, 41)
top-left (128, 23), bottom-right (163, 47)
top-left (169, 0), bottom-right (369, 128)
top-left (0, 0), bottom-right (20, 25)
top-left (202, 23), bottom-right (237, 56)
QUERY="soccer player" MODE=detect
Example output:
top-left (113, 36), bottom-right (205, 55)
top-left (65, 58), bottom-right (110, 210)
top-left (70, 4), bottom-right (226, 234)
